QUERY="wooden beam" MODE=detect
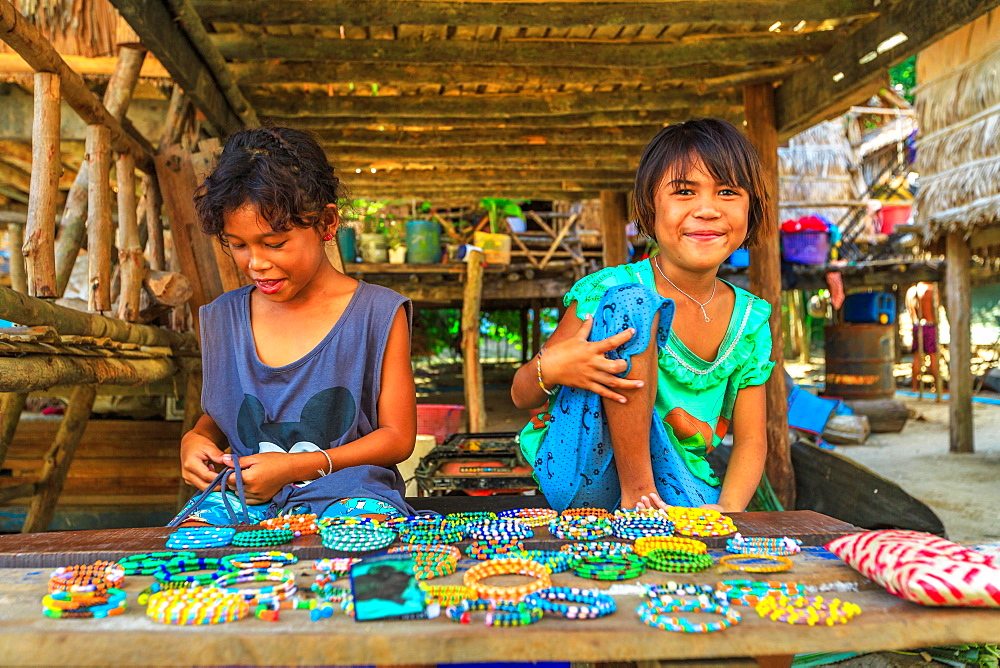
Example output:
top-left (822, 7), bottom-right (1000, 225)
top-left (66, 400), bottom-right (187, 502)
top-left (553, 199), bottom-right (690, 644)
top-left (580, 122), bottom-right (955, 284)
top-left (116, 153), bottom-right (143, 322)
top-left (327, 144), bottom-right (643, 165)
top-left (0, 391), bottom-right (28, 471)
top-left (346, 169), bottom-right (636, 185)
top-left (0, 0), bottom-right (152, 171)
top-left (461, 249), bottom-right (486, 432)
top-left (0, 52), bottom-right (169, 78)
top-left (744, 83), bottom-right (794, 510)
top-left (316, 126), bottom-right (662, 149)
top-left (0, 355), bottom-right (180, 393)
top-left (193, 0), bottom-right (879, 28)
top-left (600, 191), bottom-right (629, 268)
top-left (775, 0), bottom-right (1000, 139)
top-left (0, 284), bottom-right (197, 349)
top-left (945, 231), bottom-right (973, 454)
top-left (214, 32), bottom-right (838, 68)
top-left (21, 384), bottom-right (98, 533)
top-left (108, 0), bottom-right (246, 135)
top-left (257, 90), bottom-right (741, 120)
top-left (23, 73), bottom-right (60, 298)
top-left (85, 125), bottom-right (113, 312)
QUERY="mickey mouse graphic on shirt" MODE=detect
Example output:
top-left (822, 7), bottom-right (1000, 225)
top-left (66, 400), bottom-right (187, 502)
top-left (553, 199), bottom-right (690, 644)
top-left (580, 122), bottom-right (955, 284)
top-left (236, 388), bottom-right (356, 458)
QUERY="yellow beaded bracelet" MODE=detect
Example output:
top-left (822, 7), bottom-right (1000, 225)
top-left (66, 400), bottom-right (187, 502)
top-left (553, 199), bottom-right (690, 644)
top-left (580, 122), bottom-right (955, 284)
top-left (463, 558), bottom-right (552, 602)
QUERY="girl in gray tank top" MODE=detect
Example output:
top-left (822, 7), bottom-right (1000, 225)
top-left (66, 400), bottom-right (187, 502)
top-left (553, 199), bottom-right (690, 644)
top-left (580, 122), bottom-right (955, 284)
top-left (177, 127), bottom-right (417, 524)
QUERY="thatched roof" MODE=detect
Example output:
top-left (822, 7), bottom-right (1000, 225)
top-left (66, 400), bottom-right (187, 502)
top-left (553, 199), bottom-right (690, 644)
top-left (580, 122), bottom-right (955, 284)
top-left (915, 7), bottom-right (1000, 253)
top-left (0, 0), bottom-right (137, 58)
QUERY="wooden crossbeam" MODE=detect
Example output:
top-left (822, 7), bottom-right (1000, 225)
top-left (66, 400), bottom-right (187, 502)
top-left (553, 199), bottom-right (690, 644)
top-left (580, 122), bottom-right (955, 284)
top-left (215, 32), bottom-right (838, 68)
top-left (315, 126), bottom-right (662, 148)
top-left (0, 355), bottom-right (180, 393)
top-left (193, 0), bottom-right (879, 28)
top-left (345, 168), bottom-right (636, 183)
top-left (776, 0), bottom-right (1000, 139)
top-left (257, 89), bottom-right (740, 119)
top-left (325, 144), bottom-right (642, 166)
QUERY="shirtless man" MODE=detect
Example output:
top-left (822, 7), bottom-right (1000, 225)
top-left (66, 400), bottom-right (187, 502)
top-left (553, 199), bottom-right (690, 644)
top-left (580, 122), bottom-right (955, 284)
top-left (905, 282), bottom-right (939, 392)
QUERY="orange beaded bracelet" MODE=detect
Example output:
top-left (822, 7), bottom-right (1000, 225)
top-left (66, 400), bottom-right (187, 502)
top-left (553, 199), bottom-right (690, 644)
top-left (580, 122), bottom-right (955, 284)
top-left (463, 558), bottom-right (552, 602)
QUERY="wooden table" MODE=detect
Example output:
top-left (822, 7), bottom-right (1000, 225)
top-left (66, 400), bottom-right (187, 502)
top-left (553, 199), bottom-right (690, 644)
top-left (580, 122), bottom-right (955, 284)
top-left (0, 511), bottom-right (996, 666)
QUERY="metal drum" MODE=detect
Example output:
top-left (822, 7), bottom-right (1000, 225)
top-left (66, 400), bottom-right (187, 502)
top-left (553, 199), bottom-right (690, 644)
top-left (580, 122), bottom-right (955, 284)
top-left (824, 324), bottom-right (895, 400)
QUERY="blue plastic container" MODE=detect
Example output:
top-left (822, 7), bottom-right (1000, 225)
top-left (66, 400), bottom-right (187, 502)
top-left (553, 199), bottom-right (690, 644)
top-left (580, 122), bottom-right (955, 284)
top-left (727, 249), bottom-right (750, 267)
top-left (405, 220), bottom-right (442, 264)
top-left (843, 292), bottom-right (896, 325)
top-left (336, 227), bottom-right (357, 264)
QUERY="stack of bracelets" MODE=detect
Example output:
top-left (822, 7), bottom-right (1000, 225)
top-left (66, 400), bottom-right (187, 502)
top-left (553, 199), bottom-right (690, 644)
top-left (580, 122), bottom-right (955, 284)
top-left (465, 538), bottom-right (525, 560)
top-left (231, 528), bottom-right (295, 548)
top-left (718, 553), bottom-right (793, 574)
top-left (153, 558), bottom-right (231, 586)
top-left (463, 557), bottom-right (552, 601)
top-left (146, 587), bottom-right (250, 625)
top-left (49, 561), bottom-right (125, 595)
top-left (726, 533), bottom-right (803, 556)
top-left (444, 511), bottom-right (497, 530)
top-left (314, 557), bottom-right (360, 576)
top-left (498, 507), bottom-right (559, 527)
top-left (573, 553), bottom-right (646, 580)
top-left (464, 519), bottom-right (533, 541)
top-left (320, 523), bottom-right (397, 552)
top-left (42, 588), bottom-right (128, 619)
top-left (396, 517), bottom-right (463, 545)
top-left (419, 583), bottom-right (473, 607)
top-left (523, 587), bottom-right (616, 619)
top-left (636, 596), bottom-right (742, 633)
top-left (118, 552), bottom-right (196, 576)
top-left (445, 598), bottom-right (543, 627)
top-left (560, 540), bottom-right (634, 561)
top-left (311, 562), bottom-right (353, 604)
top-left (755, 595), bottom-right (862, 626)
top-left (260, 513), bottom-right (319, 536)
top-left (514, 549), bottom-right (576, 573)
top-left (166, 527), bottom-right (235, 549)
top-left (388, 544), bottom-right (460, 579)
top-left (643, 548), bottom-right (714, 573)
top-left (611, 511), bottom-right (675, 540)
top-left (548, 515), bottom-right (612, 540)
top-left (666, 507), bottom-right (737, 537)
top-left (644, 582), bottom-right (729, 607)
top-left (561, 507), bottom-right (613, 521)
top-left (221, 551), bottom-right (298, 570)
top-left (717, 580), bottom-right (804, 606)
top-left (634, 536), bottom-right (708, 557)
top-left (213, 567), bottom-right (297, 606)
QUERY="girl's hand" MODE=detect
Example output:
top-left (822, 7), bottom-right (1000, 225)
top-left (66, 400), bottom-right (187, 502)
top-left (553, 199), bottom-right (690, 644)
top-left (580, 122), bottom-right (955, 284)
top-left (541, 315), bottom-right (643, 403)
top-left (179, 433), bottom-right (226, 490)
top-left (699, 503), bottom-right (726, 513)
top-left (628, 491), bottom-right (671, 511)
top-left (222, 452), bottom-right (297, 504)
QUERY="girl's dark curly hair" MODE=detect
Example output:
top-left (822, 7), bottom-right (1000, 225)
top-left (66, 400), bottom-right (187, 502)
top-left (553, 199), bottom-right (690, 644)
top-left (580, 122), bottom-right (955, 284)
top-left (194, 127), bottom-right (344, 243)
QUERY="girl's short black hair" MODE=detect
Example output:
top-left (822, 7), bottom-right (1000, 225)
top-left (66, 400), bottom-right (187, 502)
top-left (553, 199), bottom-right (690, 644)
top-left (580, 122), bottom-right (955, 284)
top-left (632, 118), bottom-right (774, 249)
top-left (194, 127), bottom-right (344, 243)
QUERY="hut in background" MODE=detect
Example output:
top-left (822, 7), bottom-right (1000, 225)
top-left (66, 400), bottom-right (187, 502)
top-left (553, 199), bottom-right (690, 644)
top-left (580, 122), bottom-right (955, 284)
top-left (914, 7), bottom-right (1000, 453)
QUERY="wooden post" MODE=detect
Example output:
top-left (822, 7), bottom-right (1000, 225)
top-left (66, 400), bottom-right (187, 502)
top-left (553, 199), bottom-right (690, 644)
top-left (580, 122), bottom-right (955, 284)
top-left (744, 83), bottom-right (794, 510)
top-left (945, 231), bottom-right (973, 453)
top-left (116, 152), bottom-right (143, 321)
top-left (23, 72), bottom-right (60, 298)
top-left (21, 384), bottom-right (98, 533)
top-left (531, 299), bottom-right (542, 357)
top-left (143, 172), bottom-right (166, 271)
top-left (600, 190), bottom-right (628, 268)
top-left (0, 391), bottom-right (28, 471)
top-left (7, 217), bottom-right (28, 294)
top-left (519, 307), bottom-right (529, 363)
top-left (86, 124), bottom-right (113, 312)
top-left (461, 250), bottom-right (486, 433)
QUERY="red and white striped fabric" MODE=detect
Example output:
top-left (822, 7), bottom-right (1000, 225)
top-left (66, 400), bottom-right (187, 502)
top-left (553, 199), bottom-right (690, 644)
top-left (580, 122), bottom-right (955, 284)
top-left (826, 530), bottom-right (1000, 607)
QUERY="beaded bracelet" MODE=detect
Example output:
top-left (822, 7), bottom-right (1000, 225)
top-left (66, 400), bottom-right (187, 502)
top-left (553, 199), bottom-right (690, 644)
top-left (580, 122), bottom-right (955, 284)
top-left (498, 507), bottom-right (559, 527)
top-left (573, 553), bottom-right (646, 581)
top-left (388, 544), bottom-right (460, 579)
top-left (726, 533), bottom-right (803, 556)
top-left (666, 508), bottom-right (737, 537)
top-left (514, 549), bottom-right (576, 574)
top-left (48, 561), bottom-right (125, 594)
top-left (636, 597), bottom-right (741, 633)
top-left (719, 553), bottom-right (793, 574)
top-left (137, 580), bottom-right (196, 605)
top-left (536, 347), bottom-right (556, 396)
top-left (634, 536), bottom-right (708, 557)
top-left (420, 583), bottom-right (473, 607)
top-left (213, 567), bottom-right (297, 605)
top-left (117, 551), bottom-right (197, 576)
top-left (222, 551), bottom-right (298, 570)
top-left (465, 539), bottom-right (526, 560)
top-left (755, 595), bottom-right (862, 626)
top-left (643, 582), bottom-right (729, 608)
top-left (548, 516), bottom-right (613, 541)
top-left (145, 587), bottom-right (250, 625)
top-left (445, 511), bottom-right (498, 526)
top-left (42, 588), bottom-right (128, 619)
top-left (524, 587), bottom-right (616, 619)
top-left (643, 548), bottom-right (714, 573)
top-left (313, 557), bottom-right (361, 577)
top-left (446, 598), bottom-right (544, 627)
top-left (463, 558), bottom-right (552, 602)
top-left (560, 540), bottom-right (634, 561)
top-left (153, 558), bottom-right (230, 585)
top-left (231, 528), bottom-right (295, 548)
top-left (166, 527), bottom-right (236, 549)
top-left (319, 516), bottom-right (381, 529)
top-left (716, 580), bottom-right (804, 607)
top-left (611, 515), bottom-right (675, 540)
top-left (320, 524), bottom-right (397, 552)
top-left (260, 513), bottom-right (319, 536)
top-left (464, 519), bottom-right (533, 541)
top-left (397, 518), bottom-right (463, 545)
top-left (561, 507), bottom-right (613, 521)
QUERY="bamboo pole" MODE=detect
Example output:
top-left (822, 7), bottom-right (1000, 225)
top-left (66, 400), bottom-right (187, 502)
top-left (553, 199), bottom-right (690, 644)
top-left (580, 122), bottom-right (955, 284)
top-left (0, 391), bottom-right (28, 472)
top-left (600, 190), bottom-right (628, 268)
top-left (143, 172), bottom-right (165, 271)
top-left (53, 45), bottom-right (147, 297)
top-left (461, 250), bottom-right (486, 433)
top-left (0, 355), bottom-right (180, 393)
top-left (86, 125), bottom-right (112, 312)
top-left (0, 284), bottom-right (197, 349)
top-left (7, 218), bottom-right (28, 294)
top-left (21, 384), bottom-right (98, 533)
top-left (116, 152), bottom-right (143, 321)
top-left (23, 72), bottom-right (60, 299)
top-left (945, 231), bottom-right (974, 454)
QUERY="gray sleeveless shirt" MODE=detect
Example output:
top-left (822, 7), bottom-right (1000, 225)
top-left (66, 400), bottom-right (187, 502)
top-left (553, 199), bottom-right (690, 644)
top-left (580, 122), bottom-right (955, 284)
top-left (200, 281), bottom-right (414, 517)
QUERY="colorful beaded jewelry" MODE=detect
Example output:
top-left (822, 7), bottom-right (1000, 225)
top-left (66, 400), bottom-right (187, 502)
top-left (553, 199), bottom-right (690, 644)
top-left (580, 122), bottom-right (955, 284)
top-left (559, 540), bottom-right (634, 561)
top-left (213, 567), bottom-right (297, 605)
top-left (548, 515), bottom-right (613, 540)
top-left (643, 582), bottom-right (729, 607)
top-left (445, 598), bottom-right (543, 627)
top-left (42, 588), bottom-right (128, 619)
top-left (260, 513), bottom-right (319, 536)
top-left (313, 557), bottom-right (361, 576)
top-left (666, 508), bottom-right (737, 537)
top-left (388, 544), bottom-right (460, 579)
top-left (634, 536), bottom-right (708, 557)
top-left (636, 597), bottom-right (741, 633)
top-left (319, 516), bottom-right (381, 529)
top-left (465, 538), bottom-right (526, 560)
top-left (48, 561), bottom-right (125, 594)
top-left (145, 587), bottom-right (250, 625)
top-left (726, 533), bottom-right (802, 556)
top-left (320, 524), bottom-right (397, 552)
top-left (514, 549), bottom-right (576, 573)
top-left (611, 514), bottom-right (675, 540)
top-left (221, 551), bottom-right (298, 570)
top-left (445, 511), bottom-right (498, 527)
top-left (573, 553), bottom-right (646, 580)
top-left (153, 558), bottom-right (230, 585)
top-left (719, 553), bottom-right (793, 574)
top-left (463, 558), bottom-right (552, 602)
top-left (231, 528), bottom-right (295, 547)
top-left (755, 595), bottom-right (862, 626)
top-left (643, 548), bottom-right (714, 573)
top-left (498, 507), bottom-right (559, 527)
top-left (716, 580), bottom-right (804, 607)
top-left (464, 519), bottom-right (533, 540)
top-left (311, 572), bottom-right (351, 603)
top-left (165, 527), bottom-right (236, 549)
top-left (137, 580), bottom-right (195, 605)
top-left (524, 587), bottom-right (616, 619)
top-left (117, 551), bottom-right (197, 576)
top-left (397, 518), bottom-right (463, 544)
top-left (561, 507), bottom-right (613, 521)
top-left (420, 583), bottom-right (473, 607)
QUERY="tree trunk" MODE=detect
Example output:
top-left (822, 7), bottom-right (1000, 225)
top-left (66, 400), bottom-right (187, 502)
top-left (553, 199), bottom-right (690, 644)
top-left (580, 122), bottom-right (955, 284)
top-left (85, 124), bottom-right (113, 312)
top-left (116, 152), bottom-right (144, 321)
top-left (461, 250), bottom-right (486, 432)
top-left (23, 72), bottom-right (60, 298)
top-left (600, 190), bottom-right (628, 268)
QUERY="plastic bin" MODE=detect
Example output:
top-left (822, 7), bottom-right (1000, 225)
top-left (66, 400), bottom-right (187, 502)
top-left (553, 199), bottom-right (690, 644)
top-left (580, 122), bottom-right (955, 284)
top-left (416, 404), bottom-right (466, 444)
top-left (781, 231), bottom-right (829, 265)
top-left (878, 205), bottom-right (911, 234)
top-left (843, 292), bottom-right (896, 325)
top-left (727, 249), bottom-right (750, 267)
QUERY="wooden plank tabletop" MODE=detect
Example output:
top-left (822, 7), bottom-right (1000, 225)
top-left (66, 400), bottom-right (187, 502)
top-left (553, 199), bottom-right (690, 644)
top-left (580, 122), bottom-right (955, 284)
top-left (0, 510), bottom-right (858, 567)
top-left (0, 547), bottom-right (998, 666)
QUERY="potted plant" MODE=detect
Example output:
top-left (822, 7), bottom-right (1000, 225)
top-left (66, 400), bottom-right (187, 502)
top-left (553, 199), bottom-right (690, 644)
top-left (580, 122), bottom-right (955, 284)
top-left (474, 198), bottom-right (522, 265)
top-left (384, 219), bottom-right (407, 264)
top-left (349, 199), bottom-right (388, 263)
